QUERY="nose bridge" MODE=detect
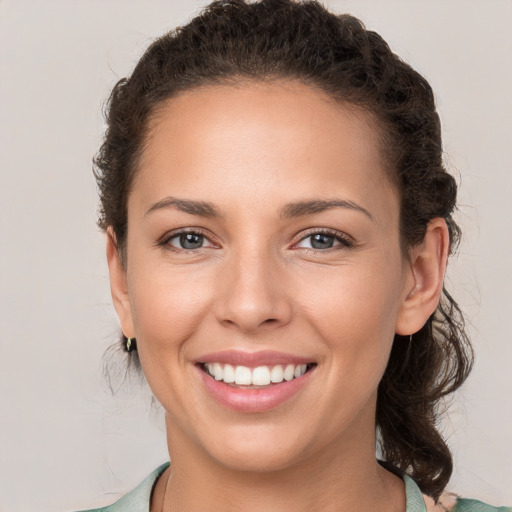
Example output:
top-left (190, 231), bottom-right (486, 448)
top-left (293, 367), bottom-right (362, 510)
top-left (214, 240), bottom-right (292, 332)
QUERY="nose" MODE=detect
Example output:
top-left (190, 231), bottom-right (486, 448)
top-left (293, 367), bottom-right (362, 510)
top-left (214, 247), bottom-right (293, 333)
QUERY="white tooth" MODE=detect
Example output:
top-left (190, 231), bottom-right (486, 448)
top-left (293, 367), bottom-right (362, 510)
top-left (300, 364), bottom-right (307, 375)
top-left (252, 366), bottom-right (271, 386)
top-left (270, 365), bottom-right (284, 383)
top-left (284, 364), bottom-right (295, 381)
top-left (234, 365), bottom-right (252, 385)
top-left (223, 364), bottom-right (235, 383)
top-left (294, 365), bottom-right (302, 378)
top-left (207, 363), bottom-right (215, 376)
top-left (213, 363), bottom-right (223, 381)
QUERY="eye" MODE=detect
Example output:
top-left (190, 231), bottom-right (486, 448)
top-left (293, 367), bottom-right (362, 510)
top-left (165, 231), bottom-right (216, 251)
top-left (294, 231), bottom-right (353, 251)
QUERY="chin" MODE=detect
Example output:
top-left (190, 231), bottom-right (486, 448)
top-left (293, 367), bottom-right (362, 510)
top-left (200, 423), bottom-right (311, 473)
top-left (214, 448), bottom-right (302, 474)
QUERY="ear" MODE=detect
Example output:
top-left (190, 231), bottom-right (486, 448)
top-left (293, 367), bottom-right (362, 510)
top-left (106, 228), bottom-right (135, 339)
top-left (395, 218), bottom-right (450, 335)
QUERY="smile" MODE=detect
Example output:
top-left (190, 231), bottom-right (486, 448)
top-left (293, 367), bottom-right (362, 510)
top-left (202, 362), bottom-right (312, 386)
top-left (195, 351), bottom-right (317, 412)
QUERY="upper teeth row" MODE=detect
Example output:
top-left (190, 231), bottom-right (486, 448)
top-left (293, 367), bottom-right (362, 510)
top-left (204, 363), bottom-right (308, 385)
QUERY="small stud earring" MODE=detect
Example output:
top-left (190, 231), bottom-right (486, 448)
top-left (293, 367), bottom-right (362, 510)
top-left (126, 337), bottom-right (137, 352)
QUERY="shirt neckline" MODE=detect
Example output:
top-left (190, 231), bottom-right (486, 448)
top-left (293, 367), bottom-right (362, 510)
top-left (403, 473), bottom-right (428, 512)
top-left (145, 463), bottom-right (428, 512)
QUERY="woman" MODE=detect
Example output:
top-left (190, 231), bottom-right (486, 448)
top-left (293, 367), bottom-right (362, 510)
top-left (82, 0), bottom-right (509, 510)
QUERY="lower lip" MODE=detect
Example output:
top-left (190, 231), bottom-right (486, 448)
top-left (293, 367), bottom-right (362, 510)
top-left (196, 366), bottom-right (315, 413)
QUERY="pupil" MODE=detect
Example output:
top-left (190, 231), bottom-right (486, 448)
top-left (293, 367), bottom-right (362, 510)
top-left (311, 233), bottom-right (334, 249)
top-left (180, 233), bottom-right (203, 249)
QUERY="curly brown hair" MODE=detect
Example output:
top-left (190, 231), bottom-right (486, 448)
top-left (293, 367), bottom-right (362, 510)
top-left (94, 0), bottom-right (473, 499)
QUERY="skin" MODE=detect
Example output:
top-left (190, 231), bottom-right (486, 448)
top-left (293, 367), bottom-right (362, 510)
top-left (107, 80), bottom-right (449, 512)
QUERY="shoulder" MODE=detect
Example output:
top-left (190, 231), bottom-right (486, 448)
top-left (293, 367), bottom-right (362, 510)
top-left (424, 491), bottom-right (510, 512)
top-left (74, 463), bottom-right (170, 512)
top-left (404, 474), bottom-right (510, 512)
top-left (451, 498), bottom-right (512, 512)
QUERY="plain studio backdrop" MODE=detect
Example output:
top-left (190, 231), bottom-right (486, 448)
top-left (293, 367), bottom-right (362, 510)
top-left (0, 1), bottom-right (511, 511)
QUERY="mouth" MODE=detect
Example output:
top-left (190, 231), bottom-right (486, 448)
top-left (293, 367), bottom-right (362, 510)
top-left (194, 352), bottom-right (317, 413)
top-left (198, 362), bottom-right (317, 388)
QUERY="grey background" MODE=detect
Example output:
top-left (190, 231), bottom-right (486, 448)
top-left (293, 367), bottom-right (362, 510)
top-left (0, 1), bottom-right (511, 510)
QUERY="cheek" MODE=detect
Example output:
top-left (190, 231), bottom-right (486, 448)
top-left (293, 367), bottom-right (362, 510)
top-left (127, 259), bottom-right (215, 358)
top-left (303, 257), bottom-right (404, 374)
top-left (125, 262), bottom-right (216, 418)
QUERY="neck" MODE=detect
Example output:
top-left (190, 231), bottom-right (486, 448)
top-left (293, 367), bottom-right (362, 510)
top-left (157, 415), bottom-right (405, 512)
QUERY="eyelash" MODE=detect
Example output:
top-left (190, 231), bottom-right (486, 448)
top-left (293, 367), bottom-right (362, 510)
top-left (292, 228), bottom-right (354, 252)
top-left (159, 228), bottom-right (216, 252)
top-left (158, 228), bottom-right (354, 253)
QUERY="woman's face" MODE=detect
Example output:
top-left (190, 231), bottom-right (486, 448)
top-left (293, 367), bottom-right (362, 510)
top-left (111, 81), bottom-right (417, 471)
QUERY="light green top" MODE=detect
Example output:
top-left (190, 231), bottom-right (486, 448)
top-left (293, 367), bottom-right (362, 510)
top-left (77, 463), bottom-right (510, 512)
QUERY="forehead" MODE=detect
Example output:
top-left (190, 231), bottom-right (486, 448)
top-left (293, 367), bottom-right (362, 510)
top-left (145, 80), bottom-right (382, 161)
top-left (133, 80), bottom-right (398, 221)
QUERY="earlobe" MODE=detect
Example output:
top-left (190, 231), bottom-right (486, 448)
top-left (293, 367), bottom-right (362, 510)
top-left (106, 228), bottom-right (135, 339)
top-left (395, 218), bottom-right (450, 335)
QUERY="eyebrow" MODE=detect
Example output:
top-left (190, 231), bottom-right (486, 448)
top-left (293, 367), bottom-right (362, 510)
top-left (145, 197), bottom-right (222, 218)
top-left (280, 199), bottom-right (375, 222)
top-left (145, 196), bottom-right (374, 222)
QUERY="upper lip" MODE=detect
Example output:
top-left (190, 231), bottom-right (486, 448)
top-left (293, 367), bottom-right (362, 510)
top-left (196, 350), bottom-right (315, 367)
